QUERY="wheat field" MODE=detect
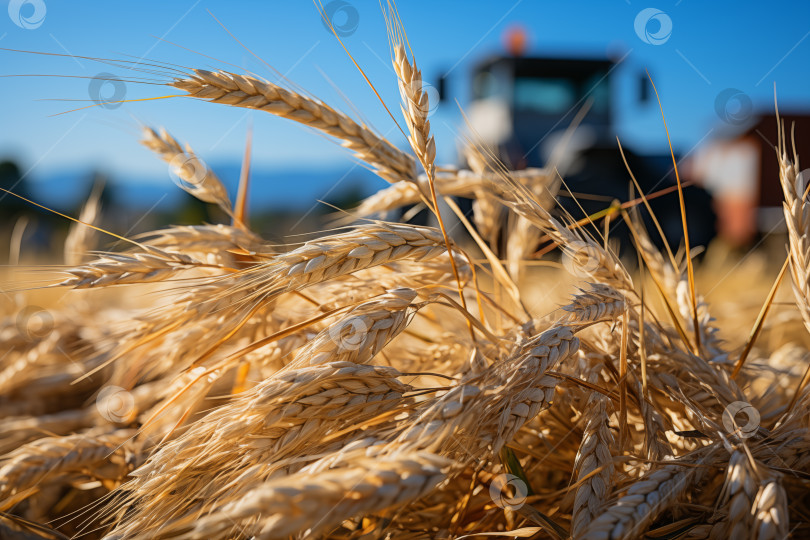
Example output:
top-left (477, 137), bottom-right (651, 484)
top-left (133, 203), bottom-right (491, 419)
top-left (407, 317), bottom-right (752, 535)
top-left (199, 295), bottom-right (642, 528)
top-left (1, 6), bottom-right (810, 540)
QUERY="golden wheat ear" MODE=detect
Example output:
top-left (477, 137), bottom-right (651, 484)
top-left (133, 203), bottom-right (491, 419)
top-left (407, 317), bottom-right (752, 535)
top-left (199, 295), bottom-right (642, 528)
top-left (169, 69), bottom-right (416, 184)
top-left (140, 126), bottom-right (233, 216)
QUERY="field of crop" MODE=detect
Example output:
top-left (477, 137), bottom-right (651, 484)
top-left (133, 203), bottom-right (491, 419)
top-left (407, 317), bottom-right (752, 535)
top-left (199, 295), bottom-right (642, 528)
top-left (2, 5), bottom-right (810, 540)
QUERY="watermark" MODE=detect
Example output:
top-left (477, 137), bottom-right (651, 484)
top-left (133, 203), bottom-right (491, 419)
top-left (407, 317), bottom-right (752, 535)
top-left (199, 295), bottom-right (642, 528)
top-left (489, 473), bottom-right (528, 510)
top-left (714, 88), bottom-right (753, 126)
top-left (88, 73), bottom-right (127, 110)
top-left (16, 305), bottom-right (54, 341)
top-left (562, 240), bottom-right (602, 280)
top-left (8, 0), bottom-right (46, 30)
top-left (96, 385), bottom-right (135, 423)
top-left (401, 80), bottom-right (441, 119)
top-left (722, 401), bottom-right (760, 439)
top-left (634, 8), bottom-right (672, 45)
top-left (328, 316), bottom-right (369, 351)
top-left (168, 154), bottom-right (207, 192)
top-left (321, 0), bottom-right (359, 37)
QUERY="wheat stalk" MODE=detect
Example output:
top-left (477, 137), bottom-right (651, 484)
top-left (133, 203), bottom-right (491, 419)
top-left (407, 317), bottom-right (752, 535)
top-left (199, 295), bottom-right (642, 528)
top-left (753, 477), bottom-right (789, 540)
top-left (141, 126), bottom-right (232, 214)
top-left (583, 449), bottom-right (713, 540)
top-left (571, 375), bottom-right (615, 539)
top-left (178, 452), bottom-right (449, 540)
top-left (563, 284), bottom-right (627, 324)
top-left (55, 245), bottom-right (228, 288)
top-left (720, 450), bottom-right (758, 539)
top-left (0, 429), bottom-right (134, 501)
top-left (64, 183), bottom-right (102, 266)
top-left (778, 130), bottom-right (810, 334)
top-left (171, 70), bottom-right (416, 184)
top-left (217, 223), bottom-right (448, 310)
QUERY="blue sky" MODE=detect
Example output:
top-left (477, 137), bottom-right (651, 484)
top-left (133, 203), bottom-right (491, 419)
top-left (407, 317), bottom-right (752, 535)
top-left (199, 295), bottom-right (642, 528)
top-left (1, 0), bottom-right (809, 195)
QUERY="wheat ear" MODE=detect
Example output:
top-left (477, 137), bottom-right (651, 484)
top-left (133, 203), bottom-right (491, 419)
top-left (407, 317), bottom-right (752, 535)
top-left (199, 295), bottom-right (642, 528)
top-left (105, 362), bottom-right (413, 538)
top-left (720, 450), bottom-right (758, 539)
top-left (141, 126), bottom-right (232, 214)
top-left (347, 167), bottom-right (549, 223)
top-left (397, 324), bottom-right (580, 458)
top-left (184, 452), bottom-right (449, 540)
top-left (753, 477), bottom-right (789, 540)
top-left (583, 450), bottom-right (712, 540)
top-left (56, 245), bottom-right (228, 288)
top-left (392, 36), bottom-right (468, 317)
top-left (572, 371), bottom-right (615, 539)
top-left (564, 284), bottom-right (627, 324)
top-left (494, 170), bottom-right (634, 291)
top-left (0, 429), bottom-right (134, 501)
top-left (292, 287), bottom-right (419, 367)
top-left (171, 70), bottom-right (416, 184)
top-left (778, 129), bottom-right (810, 334)
top-left (222, 223), bottom-right (448, 308)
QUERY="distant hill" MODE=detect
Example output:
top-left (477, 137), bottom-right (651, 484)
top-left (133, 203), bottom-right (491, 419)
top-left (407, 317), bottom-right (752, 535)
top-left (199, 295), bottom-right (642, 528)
top-left (27, 162), bottom-right (384, 212)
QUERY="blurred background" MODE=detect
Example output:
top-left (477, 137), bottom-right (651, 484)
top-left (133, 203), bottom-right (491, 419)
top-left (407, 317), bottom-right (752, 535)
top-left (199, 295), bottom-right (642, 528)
top-left (2, 0), bottom-right (810, 258)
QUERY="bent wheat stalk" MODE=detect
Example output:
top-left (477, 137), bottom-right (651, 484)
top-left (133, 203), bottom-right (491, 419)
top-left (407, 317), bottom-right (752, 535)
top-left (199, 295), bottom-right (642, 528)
top-left (171, 70), bottom-right (416, 184)
top-left (141, 126), bottom-right (232, 215)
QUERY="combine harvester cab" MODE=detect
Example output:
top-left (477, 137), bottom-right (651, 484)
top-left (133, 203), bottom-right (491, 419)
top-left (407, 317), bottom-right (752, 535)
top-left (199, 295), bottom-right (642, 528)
top-left (443, 27), bottom-right (716, 255)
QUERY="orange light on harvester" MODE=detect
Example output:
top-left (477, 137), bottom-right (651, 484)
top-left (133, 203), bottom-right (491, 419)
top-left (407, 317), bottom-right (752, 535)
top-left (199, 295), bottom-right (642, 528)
top-left (503, 24), bottom-right (528, 57)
